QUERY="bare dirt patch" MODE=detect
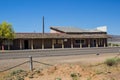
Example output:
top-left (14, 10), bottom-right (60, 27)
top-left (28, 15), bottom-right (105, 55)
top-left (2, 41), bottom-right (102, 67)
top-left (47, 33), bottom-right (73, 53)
top-left (0, 53), bottom-right (120, 80)
top-left (24, 63), bottom-right (120, 80)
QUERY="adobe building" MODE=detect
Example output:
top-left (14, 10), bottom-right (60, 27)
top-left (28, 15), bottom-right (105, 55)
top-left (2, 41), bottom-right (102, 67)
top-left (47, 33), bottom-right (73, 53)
top-left (2, 26), bottom-right (108, 50)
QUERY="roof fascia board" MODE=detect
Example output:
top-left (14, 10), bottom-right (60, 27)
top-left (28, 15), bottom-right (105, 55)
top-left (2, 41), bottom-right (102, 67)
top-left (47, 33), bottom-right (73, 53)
top-left (50, 27), bottom-right (65, 33)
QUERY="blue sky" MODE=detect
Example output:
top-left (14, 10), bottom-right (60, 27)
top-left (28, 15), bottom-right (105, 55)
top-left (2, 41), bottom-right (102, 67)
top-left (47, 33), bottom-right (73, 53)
top-left (0, 0), bottom-right (120, 35)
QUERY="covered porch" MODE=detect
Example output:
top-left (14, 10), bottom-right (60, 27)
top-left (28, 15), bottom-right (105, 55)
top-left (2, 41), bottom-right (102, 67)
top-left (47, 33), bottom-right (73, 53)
top-left (10, 38), bottom-right (107, 50)
top-left (1, 33), bottom-right (108, 50)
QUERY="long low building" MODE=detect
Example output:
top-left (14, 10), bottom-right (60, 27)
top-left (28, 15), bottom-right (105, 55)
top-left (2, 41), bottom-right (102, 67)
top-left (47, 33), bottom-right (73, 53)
top-left (2, 26), bottom-right (108, 50)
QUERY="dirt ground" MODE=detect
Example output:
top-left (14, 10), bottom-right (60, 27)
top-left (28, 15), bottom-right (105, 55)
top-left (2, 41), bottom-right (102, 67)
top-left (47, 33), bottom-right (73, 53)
top-left (0, 53), bottom-right (120, 80)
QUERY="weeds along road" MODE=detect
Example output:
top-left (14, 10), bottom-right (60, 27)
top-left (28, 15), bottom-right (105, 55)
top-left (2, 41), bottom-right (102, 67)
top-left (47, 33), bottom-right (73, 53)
top-left (0, 47), bottom-right (119, 59)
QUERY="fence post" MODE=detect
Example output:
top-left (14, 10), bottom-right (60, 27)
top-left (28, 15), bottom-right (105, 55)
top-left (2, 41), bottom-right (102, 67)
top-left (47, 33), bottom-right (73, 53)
top-left (29, 56), bottom-right (33, 71)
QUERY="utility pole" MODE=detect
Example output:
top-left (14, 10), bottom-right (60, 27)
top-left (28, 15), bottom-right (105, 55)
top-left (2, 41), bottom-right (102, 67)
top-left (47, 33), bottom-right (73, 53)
top-left (42, 16), bottom-right (44, 34)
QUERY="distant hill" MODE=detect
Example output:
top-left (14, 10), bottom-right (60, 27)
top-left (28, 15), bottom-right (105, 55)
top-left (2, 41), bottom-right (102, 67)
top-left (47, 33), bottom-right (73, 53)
top-left (108, 35), bottom-right (120, 43)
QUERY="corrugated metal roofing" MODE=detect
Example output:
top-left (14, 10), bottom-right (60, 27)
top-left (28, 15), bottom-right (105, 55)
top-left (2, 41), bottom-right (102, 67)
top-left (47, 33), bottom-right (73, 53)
top-left (50, 26), bottom-right (102, 33)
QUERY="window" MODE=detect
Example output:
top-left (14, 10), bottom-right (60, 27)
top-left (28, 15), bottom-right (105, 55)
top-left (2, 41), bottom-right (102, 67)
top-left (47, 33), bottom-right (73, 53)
top-left (53, 39), bottom-right (63, 44)
top-left (53, 40), bottom-right (56, 44)
top-left (58, 40), bottom-right (63, 44)
top-left (81, 40), bottom-right (84, 44)
top-left (75, 40), bottom-right (80, 44)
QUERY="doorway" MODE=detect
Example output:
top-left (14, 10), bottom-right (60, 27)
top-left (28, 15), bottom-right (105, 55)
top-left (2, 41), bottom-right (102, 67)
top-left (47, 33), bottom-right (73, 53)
top-left (90, 39), bottom-right (96, 47)
top-left (93, 39), bottom-right (96, 47)
top-left (24, 40), bottom-right (29, 49)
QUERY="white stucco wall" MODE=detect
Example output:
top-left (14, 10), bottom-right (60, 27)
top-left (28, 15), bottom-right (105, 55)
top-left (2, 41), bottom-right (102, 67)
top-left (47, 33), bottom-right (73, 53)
top-left (50, 29), bottom-right (61, 33)
top-left (96, 26), bottom-right (107, 32)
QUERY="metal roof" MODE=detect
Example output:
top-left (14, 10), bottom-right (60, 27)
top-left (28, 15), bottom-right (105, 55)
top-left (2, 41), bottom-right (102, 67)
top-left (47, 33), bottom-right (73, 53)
top-left (50, 26), bottom-right (102, 33)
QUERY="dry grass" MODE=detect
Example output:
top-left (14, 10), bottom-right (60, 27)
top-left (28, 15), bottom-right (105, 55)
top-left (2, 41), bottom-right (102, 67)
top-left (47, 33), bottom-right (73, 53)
top-left (1, 63), bottom-right (120, 80)
top-left (0, 53), bottom-right (120, 80)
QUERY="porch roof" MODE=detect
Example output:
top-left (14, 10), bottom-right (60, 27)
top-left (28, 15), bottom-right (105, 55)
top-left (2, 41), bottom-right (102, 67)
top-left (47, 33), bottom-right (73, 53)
top-left (15, 33), bottom-right (108, 39)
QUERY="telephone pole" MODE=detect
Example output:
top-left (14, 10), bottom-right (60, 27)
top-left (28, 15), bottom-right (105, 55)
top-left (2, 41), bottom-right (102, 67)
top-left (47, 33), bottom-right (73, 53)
top-left (42, 16), bottom-right (44, 34)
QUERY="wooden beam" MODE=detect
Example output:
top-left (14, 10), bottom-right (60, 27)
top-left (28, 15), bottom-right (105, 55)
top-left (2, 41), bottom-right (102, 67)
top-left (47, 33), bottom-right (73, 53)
top-left (62, 40), bottom-right (64, 48)
top-left (42, 39), bottom-right (44, 49)
top-left (52, 39), bottom-right (54, 49)
top-left (80, 40), bottom-right (82, 48)
top-left (20, 39), bottom-right (22, 49)
top-left (71, 39), bottom-right (73, 48)
top-left (104, 39), bottom-right (106, 47)
top-left (31, 40), bottom-right (33, 50)
top-left (96, 39), bottom-right (98, 47)
top-left (88, 39), bottom-right (90, 47)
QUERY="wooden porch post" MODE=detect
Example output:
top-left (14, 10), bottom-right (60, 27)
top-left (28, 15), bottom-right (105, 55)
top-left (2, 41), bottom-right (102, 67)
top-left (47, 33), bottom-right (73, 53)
top-left (20, 39), bottom-right (22, 50)
top-left (8, 45), bottom-right (10, 50)
top-left (88, 39), bottom-right (90, 47)
top-left (42, 39), bottom-right (44, 49)
top-left (31, 39), bottom-right (33, 50)
top-left (62, 40), bottom-right (64, 48)
top-left (96, 39), bottom-right (98, 47)
top-left (52, 39), bottom-right (54, 49)
top-left (104, 38), bottom-right (106, 47)
top-left (71, 39), bottom-right (73, 48)
top-left (111, 43), bottom-right (113, 47)
top-left (80, 40), bottom-right (82, 48)
top-left (7, 40), bottom-right (10, 50)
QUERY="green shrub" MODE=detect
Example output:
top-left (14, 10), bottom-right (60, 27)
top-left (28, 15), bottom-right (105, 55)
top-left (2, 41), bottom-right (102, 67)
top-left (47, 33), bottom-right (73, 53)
top-left (108, 43), bottom-right (112, 46)
top-left (113, 44), bottom-right (119, 47)
top-left (10, 69), bottom-right (25, 76)
top-left (3, 69), bottom-right (27, 80)
top-left (104, 58), bottom-right (120, 66)
top-left (55, 77), bottom-right (62, 80)
top-left (71, 73), bottom-right (77, 77)
top-left (70, 73), bottom-right (78, 80)
top-left (116, 58), bottom-right (120, 62)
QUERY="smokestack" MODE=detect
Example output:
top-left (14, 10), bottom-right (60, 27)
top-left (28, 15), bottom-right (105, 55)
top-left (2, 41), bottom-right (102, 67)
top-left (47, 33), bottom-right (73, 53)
top-left (42, 16), bottom-right (44, 34)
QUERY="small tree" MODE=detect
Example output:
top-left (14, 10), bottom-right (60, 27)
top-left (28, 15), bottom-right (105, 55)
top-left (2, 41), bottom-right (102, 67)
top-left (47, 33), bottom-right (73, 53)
top-left (0, 22), bottom-right (15, 50)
